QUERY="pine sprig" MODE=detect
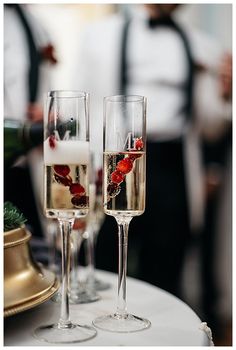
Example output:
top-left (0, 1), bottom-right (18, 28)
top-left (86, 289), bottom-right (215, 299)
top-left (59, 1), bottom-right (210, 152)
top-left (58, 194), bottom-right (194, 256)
top-left (4, 202), bottom-right (27, 231)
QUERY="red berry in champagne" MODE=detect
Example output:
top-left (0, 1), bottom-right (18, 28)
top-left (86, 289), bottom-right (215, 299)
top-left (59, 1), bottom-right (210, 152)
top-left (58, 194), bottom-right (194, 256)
top-left (54, 165), bottom-right (70, 177)
top-left (54, 174), bottom-right (72, 186)
top-left (116, 158), bottom-right (133, 174)
top-left (134, 137), bottom-right (144, 150)
top-left (111, 170), bottom-right (124, 184)
top-left (107, 183), bottom-right (121, 198)
top-left (69, 183), bottom-right (85, 195)
top-left (71, 195), bottom-right (89, 207)
top-left (49, 135), bottom-right (56, 149)
top-left (128, 152), bottom-right (142, 161)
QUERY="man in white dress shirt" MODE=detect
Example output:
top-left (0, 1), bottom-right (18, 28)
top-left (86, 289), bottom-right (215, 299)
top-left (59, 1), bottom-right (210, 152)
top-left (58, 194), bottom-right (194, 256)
top-left (4, 4), bottom-right (57, 239)
top-left (75, 3), bottom-right (232, 313)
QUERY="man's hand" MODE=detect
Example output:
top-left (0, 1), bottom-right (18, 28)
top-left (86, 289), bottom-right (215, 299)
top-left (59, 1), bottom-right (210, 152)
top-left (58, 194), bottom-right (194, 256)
top-left (219, 53), bottom-right (232, 101)
top-left (27, 103), bottom-right (43, 122)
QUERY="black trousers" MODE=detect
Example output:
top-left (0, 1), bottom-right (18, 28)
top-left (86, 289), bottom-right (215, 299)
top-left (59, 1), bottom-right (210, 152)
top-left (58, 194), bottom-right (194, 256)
top-left (96, 140), bottom-right (190, 299)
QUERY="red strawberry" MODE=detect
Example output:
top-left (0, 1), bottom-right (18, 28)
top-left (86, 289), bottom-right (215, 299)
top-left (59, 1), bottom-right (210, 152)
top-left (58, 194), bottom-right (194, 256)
top-left (54, 174), bottom-right (72, 186)
top-left (69, 183), bottom-right (85, 195)
top-left (49, 135), bottom-right (56, 149)
top-left (54, 165), bottom-right (70, 177)
top-left (134, 137), bottom-right (144, 150)
top-left (116, 158), bottom-right (133, 174)
top-left (111, 170), bottom-right (124, 184)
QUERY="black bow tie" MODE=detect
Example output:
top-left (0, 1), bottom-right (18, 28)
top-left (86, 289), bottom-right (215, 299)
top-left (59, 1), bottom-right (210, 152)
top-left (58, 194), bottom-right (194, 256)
top-left (148, 15), bottom-right (174, 29)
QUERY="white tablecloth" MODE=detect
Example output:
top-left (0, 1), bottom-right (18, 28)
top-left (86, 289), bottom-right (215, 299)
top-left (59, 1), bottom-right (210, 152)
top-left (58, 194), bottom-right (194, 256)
top-left (4, 270), bottom-right (211, 346)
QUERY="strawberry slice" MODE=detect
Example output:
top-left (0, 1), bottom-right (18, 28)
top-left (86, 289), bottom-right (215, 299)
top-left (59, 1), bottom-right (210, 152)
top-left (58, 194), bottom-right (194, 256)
top-left (70, 183), bottom-right (85, 195)
top-left (54, 165), bottom-right (70, 177)
top-left (111, 170), bottom-right (124, 184)
top-left (116, 158), bottom-right (133, 174)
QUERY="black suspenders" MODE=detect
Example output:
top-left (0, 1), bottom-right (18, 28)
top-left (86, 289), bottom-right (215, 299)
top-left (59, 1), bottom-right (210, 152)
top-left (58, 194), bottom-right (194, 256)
top-left (13, 4), bottom-right (40, 103)
top-left (119, 16), bottom-right (131, 95)
top-left (119, 15), bottom-right (195, 120)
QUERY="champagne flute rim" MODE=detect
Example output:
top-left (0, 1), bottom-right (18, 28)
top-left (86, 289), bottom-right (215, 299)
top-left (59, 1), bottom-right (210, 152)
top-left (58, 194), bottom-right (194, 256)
top-left (104, 95), bottom-right (145, 103)
top-left (48, 90), bottom-right (89, 99)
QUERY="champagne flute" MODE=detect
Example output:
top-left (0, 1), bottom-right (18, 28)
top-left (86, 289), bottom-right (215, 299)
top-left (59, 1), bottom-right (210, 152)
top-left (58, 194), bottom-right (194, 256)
top-left (34, 90), bottom-right (97, 343)
top-left (85, 154), bottom-right (110, 291)
top-left (69, 211), bottom-right (100, 304)
top-left (71, 155), bottom-right (104, 295)
top-left (93, 95), bottom-right (151, 332)
top-left (46, 219), bottom-right (60, 274)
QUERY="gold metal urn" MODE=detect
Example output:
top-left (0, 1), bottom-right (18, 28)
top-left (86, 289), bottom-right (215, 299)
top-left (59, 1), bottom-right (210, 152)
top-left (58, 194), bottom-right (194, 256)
top-left (4, 226), bottom-right (59, 317)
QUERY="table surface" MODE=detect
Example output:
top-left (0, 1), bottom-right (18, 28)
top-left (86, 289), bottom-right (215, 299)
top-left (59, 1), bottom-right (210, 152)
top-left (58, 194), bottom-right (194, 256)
top-left (4, 269), bottom-right (210, 346)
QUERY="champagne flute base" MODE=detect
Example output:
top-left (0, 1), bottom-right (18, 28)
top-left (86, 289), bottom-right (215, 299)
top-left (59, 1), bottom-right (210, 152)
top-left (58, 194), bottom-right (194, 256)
top-left (95, 278), bottom-right (111, 291)
top-left (92, 313), bottom-right (151, 333)
top-left (51, 291), bottom-right (61, 303)
top-left (52, 290), bottom-right (100, 304)
top-left (69, 291), bottom-right (100, 304)
top-left (34, 323), bottom-right (97, 344)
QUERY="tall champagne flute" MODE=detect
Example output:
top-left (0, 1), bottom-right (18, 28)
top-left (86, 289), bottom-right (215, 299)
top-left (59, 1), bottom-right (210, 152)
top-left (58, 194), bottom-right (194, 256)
top-left (85, 155), bottom-right (110, 291)
top-left (69, 209), bottom-right (100, 303)
top-left (34, 91), bottom-right (97, 343)
top-left (93, 95), bottom-right (151, 332)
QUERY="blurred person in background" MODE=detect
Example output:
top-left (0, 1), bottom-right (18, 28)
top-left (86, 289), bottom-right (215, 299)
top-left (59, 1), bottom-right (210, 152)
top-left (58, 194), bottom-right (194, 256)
top-left (74, 2), bottom-right (232, 338)
top-left (4, 4), bottom-right (57, 251)
top-left (199, 52), bottom-right (232, 338)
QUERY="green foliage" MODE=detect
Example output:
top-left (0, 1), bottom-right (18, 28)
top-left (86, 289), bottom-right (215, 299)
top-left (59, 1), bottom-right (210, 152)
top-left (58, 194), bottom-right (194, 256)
top-left (4, 202), bottom-right (27, 231)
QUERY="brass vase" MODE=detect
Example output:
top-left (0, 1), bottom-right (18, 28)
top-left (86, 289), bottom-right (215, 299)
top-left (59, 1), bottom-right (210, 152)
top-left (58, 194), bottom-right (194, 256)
top-left (4, 226), bottom-right (59, 317)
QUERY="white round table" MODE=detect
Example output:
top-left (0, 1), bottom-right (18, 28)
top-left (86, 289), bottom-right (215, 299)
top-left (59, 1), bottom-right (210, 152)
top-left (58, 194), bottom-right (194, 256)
top-left (4, 270), bottom-right (212, 346)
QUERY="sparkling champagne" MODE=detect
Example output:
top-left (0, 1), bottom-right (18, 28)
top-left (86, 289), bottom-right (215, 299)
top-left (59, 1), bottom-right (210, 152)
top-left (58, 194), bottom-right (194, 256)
top-left (104, 151), bottom-right (145, 217)
top-left (44, 138), bottom-right (90, 219)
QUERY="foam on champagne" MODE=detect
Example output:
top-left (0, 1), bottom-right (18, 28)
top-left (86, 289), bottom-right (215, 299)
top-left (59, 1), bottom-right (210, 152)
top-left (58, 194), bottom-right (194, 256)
top-left (44, 139), bottom-right (89, 165)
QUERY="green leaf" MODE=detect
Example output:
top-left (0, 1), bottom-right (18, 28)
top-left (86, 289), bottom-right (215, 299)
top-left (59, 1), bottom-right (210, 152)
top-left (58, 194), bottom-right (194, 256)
top-left (4, 202), bottom-right (27, 231)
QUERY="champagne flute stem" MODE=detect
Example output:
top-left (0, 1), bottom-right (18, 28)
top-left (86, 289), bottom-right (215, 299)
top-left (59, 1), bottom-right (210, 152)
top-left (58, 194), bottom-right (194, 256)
top-left (71, 231), bottom-right (83, 287)
top-left (115, 217), bottom-right (132, 317)
top-left (85, 228), bottom-right (95, 288)
top-left (47, 222), bottom-right (58, 273)
top-left (93, 228), bottom-right (99, 275)
top-left (71, 234), bottom-right (78, 286)
top-left (58, 218), bottom-right (74, 328)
